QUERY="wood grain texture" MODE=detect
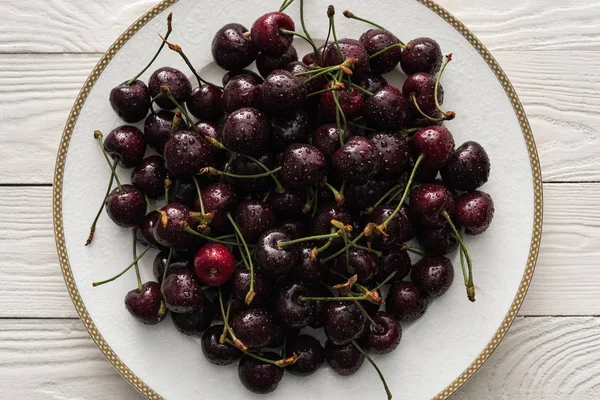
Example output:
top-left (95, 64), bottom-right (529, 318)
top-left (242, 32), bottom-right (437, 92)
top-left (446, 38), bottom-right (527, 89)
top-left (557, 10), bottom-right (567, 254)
top-left (1, 317), bottom-right (598, 399)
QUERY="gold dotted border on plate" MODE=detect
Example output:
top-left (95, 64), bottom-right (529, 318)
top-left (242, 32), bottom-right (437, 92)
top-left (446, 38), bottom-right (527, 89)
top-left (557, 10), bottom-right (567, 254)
top-left (51, 1), bottom-right (543, 399)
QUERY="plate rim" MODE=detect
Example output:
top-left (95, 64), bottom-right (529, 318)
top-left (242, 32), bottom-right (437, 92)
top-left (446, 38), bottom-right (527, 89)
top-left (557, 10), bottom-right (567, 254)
top-left (52, 1), bottom-right (543, 399)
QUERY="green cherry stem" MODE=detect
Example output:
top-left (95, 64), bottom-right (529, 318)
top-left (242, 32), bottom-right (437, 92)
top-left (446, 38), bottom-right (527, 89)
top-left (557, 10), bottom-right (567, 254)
top-left (333, 90), bottom-right (348, 145)
top-left (199, 166), bottom-right (282, 179)
top-left (299, 0), bottom-right (317, 62)
top-left (161, 248), bottom-right (174, 283)
top-left (410, 93), bottom-right (447, 123)
top-left (240, 154), bottom-right (285, 193)
top-left (442, 211), bottom-right (475, 302)
top-left (219, 291), bottom-right (234, 343)
top-left (192, 176), bottom-right (206, 215)
top-left (85, 158), bottom-right (119, 246)
top-left (320, 231), bottom-right (366, 264)
top-left (182, 225), bottom-right (240, 246)
top-left (126, 13), bottom-right (173, 85)
top-left (434, 53), bottom-right (455, 120)
top-left (353, 242), bottom-right (382, 257)
top-left (227, 212), bottom-right (255, 305)
top-left (219, 288), bottom-right (248, 351)
top-left (160, 86), bottom-right (199, 129)
top-left (307, 85), bottom-right (341, 98)
top-left (352, 299), bottom-right (383, 331)
top-left (351, 340), bottom-right (393, 400)
top-left (132, 229), bottom-right (142, 292)
top-left (322, 181), bottom-right (345, 206)
top-left (277, 231), bottom-right (342, 248)
top-left (348, 121), bottom-right (377, 132)
top-left (369, 43), bottom-right (406, 59)
top-left (349, 82), bottom-right (373, 96)
top-left (224, 338), bottom-right (300, 367)
top-left (92, 246), bottom-right (151, 287)
top-left (94, 131), bottom-right (123, 190)
top-left (279, 0), bottom-right (294, 12)
top-left (328, 6), bottom-right (344, 61)
top-left (279, 28), bottom-right (318, 57)
top-left (371, 271), bottom-right (398, 292)
top-left (144, 193), bottom-right (163, 214)
top-left (368, 184), bottom-right (402, 213)
top-left (342, 10), bottom-right (386, 31)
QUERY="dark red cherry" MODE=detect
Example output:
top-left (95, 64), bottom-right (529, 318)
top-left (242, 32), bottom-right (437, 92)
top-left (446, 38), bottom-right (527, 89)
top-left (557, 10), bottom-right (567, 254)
top-left (153, 203), bottom-right (198, 248)
top-left (323, 38), bottom-right (370, 77)
top-left (194, 183), bottom-right (237, 232)
top-left (332, 136), bottom-right (380, 183)
top-left (292, 243), bottom-right (323, 284)
top-left (261, 70), bottom-right (307, 116)
top-left (255, 229), bottom-right (297, 278)
top-left (148, 67), bottom-right (192, 110)
top-left (440, 141), bottom-right (491, 191)
top-left (455, 191), bottom-right (495, 235)
top-left (124, 281), bottom-right (165, 324)
top-left (376, 249), bottom-right (412, 283)
top-left (386, 281), bottom-right (428, 322)
top-left (131, 155), bottom-right (167, 199)
top-left (397, 204), bottom-right (415, 242)
top-left (234, 200), bottom-right (276, 241)
top-left (325, 341), bottom-right (364, 376)
top-left (152, 250), bottom-right (192, 283)
top-left (311, 124), bottom-right (352, 162)
top-left (251, 12), bottom-right (295, 54)
top-left (172, 302), bottom-right (214, 336)
top-left (368, 132), bottom-right (410, 177)
top-left (256, 45), bottom-right (298, 78)
top-left (238, 352), bottom-right (284, 394)
top-left (403, 72), bottom-right (443, 114)
top-left (137, 211), bottom-right (165, 249)
top-left (161, 268), bottom-right (207, 313)
top-left (310, 204), bottom-right (352, 249)
top-left (169, 177), bottom-right (196, 208)
top-left (194, 243), bottom-right (236, 286)
top-left (187, 85), bottom-right (223, 121)
top-left (269, 190), bottom-right (308, 218)
top-left (367, 204), bottom-right (406, 249)
top-left (202, 324), bottom-right (243, 365)
top-left (410, 183), bottom-right (455, 227)
top-left (211, 23), bottom-right (258, 71)
top-left (358, 73), bottom-right (388, 94)
top-left (104, 125), bottom-right (146, 169)
top-left (412, 126), bottom-right (455, 170)
top-left (230, 308), bottom-right (275, 350)
top-left (270, 110), bottom-right (309, 151)
top-left (221, 107), bottom-right (270, 156)
top-left (411, 256), bottom-right (454, 298)
top-left (344, 179), bottom-right (396, 212)
top-left (232, 268), bottom-right (271, 305)
top-left (109, 80), bottom-right (150, 123)
top-left (278, 219), bottom-right (309, 240)
top-left (363, 85), bottom-right (411, 132)
top-left (319, 82), bottom-right (364, 122)
top-left (221, 74), bottom-right (262, 113)
top-left (401, 37), bottom-right (443, 76)
top-left (163, 130), bottom-right (212, 176)
top-left (416, 224), bottom-right (458, 256)
top-left (274, 282), bottom-right (314, 328)
top-left (105, 184), bottom-right (146, 228)
top-left (144, 110), bottom-right (176, 154)
top-left (287, 335), bottom-right (325, 376)
top-left (362, 311), bottom-right (401, 354)
top-left (322, 301), bottom-right (367, 345)
top-left (279, 143), bottom-right (327, 189)
top-left (359, 29), bottom-right (403, 74)
top-left (222, 69), bottom-right (263, 86)
top-left (284, 60), bottom-right (326, 95)
top-left (225, 153), bottom-right (275, 193)
top-left (334, 248), bottom-right (379, 285)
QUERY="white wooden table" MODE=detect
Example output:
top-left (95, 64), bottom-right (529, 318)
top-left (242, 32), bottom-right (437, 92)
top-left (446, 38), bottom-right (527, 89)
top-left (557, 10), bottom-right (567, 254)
top-left (1, 0), bottom-right (599, 398)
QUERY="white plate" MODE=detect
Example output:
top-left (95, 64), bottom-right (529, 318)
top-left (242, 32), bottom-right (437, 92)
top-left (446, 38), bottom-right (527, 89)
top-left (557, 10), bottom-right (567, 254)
top-left (53, 0), bottom-right (543, 399)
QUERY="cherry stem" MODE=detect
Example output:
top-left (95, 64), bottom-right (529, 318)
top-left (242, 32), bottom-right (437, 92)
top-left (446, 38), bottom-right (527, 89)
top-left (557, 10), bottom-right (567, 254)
top-left (442, 211), bottom-right (475, 302)
top-left (342, 10), bottom-right (386, 31)
top-left (400, 127), bottom-right (422, 136)
top-left (192, 176), bottom-right (206, 215)
top-left (320, 231), bottom-right (365, 264)
top-left (434, 54), bottom-right (455, 120)
top-left (322, 181), bottom-right (345, 207)
top-left (410, 93), bottom-right (447, 123)
top-left (236, 234), bottom-right (251, 271)
top-left (92, 246), bottom-right (151, 287)
top-left (333, 90), bottom-right (348, 146)
top-left (348, 121), bottom-right (376, 132)
top-left (299, 0), bottom-right (317, 63)
top-left (159, 34), bottom-right (222, 89)
top-left (85, 158), bottom-right (119, 246)
top-left (227, 212), bottom-right (255, 305)
top-left (144, 193), bottom-right (162, 214)
top-left (170, 111), bottom-right (184, 134)
top-left (402, 244), bottom-right (429, 257)
top-left (164, 176), bottom-right (171, 203)
top-left (298, 295), bottom-right (373, 302)
top-left (94, 131), bottom-right (123, 191)
top-left (330, 270), bottom-right (369, 294)
top-left (126, 13), bottom-right (172, 85)
top-left (279, 28), bottom-right (318, 58)
top-left (160, 86), bottom-right (199, 130)
top-left (328, 6), bottom-right (344, 62)
top-left (219, 291), bottom-right (234, 343)
top-left (132, 229), bottom-right (143, 292)
top-left (368, 184), bottom-right (402, 213)
top-left (161, 248), bottom-right (174, 283)
top-left (371, 271), bottom-right (397, 292)
top-left (307, 85), bottom-right (341, 98)
top-left (369, 43), bottom-right (406, 59)
top-left (380, 153), bottom-right (424, 228)
top-left (313, 235), bottom-right (334, 257)
top-left (262, 189), bottom-right (272, 202)
top-left (349, 82), bottom-right (373, 96)
top-left (277, 231), bottom-right (342, 248)
top-left (224, 338), bottom-right (299, 367)
top-left (240, 154), bottom-right (285, 193)
top-left (351, 340), bottom-right (393, 400)
top-left (352, 299), bottom-right (382, 331)
top-left (218, 287), bottom-right (247, 350)
top-left (279, 0), bottom-right (294, 12)
top-left (199, 166), bottom-right (281, 179)
top-left (320, 12), bottom-right (333, 67)
top-left (182, 226), bottom-right (240, 246)
top-left (341, 227), bottom-right (351, 274)
top-left (353, 242), bottom-right (382, 257)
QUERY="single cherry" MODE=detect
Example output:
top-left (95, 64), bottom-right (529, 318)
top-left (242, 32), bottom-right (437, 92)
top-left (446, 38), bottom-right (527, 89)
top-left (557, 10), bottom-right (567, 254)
top-left (440, 141), bottom-right (491, 191)
top-left (221, 74), bottom-right (262, 113)
top-left (409, 183), bottom-right (455, 227)
top-left (109, 80), bottom-right (150, 123)
top-left (153, 203), bottom-right (198, 248)
top-left (124, 281), bottom-right (165, 324)
top-left (359, 29), bottom-right (403, 74)
top-left (279, 143), bottom-right (327, 189)
top-left (144, 110), bottom-right (177, 154)
top-left (292, 243), bottom-right (324, 284)
top-left (322, 300), bottom-right (367, 345)
top-left (411, 256), bottom-right (455, 298)
top-left (403, 72), bottom-right (444, 114)
top-left (416, 224), bottom-right (458, 256)
top-left (234, 200), bottom-right (276, 241)
top-left (222, 69), bottom-right (263, 86)
top-left (187, 85), bottom-right (223, 121)
top-left (376, 249), bottom-right (412, 283)
top-left (172, 303), bottom-right (214, 336)
top-left (323, 38), bottom-right (371, 77)
top-left (368, 132), bottom-right (410, 177)
top-left (333, 248), bottom-right (379, 285)
top-left (270, 110), bottom-right (309, 152)
top-left (287, 334), bottom-right (325, 376)
top-left (201, 324), bottom-right (243, 365)
top-left (148, 67), bottom-right (192, 110)
top-left (211, 23), bottom-right (258, 71)
top-left (163, 130), bottom-right (213, 176)
top-left (221, 107), bottom-right (270, 156)
top-left (161, 268), bottom-right (207, 313)
top-left (401, 37), bottom-right (443, 76)
top-left (362, 311), bottom-right (401, 354)
top-left (105, 184), bottom-right (146, 228)
top-left (131, 155), bottom-right (168, 199)
top-left (194, 243), bottom-right (236, 286)
top-left (332, 136), bottom-right (380, 183)
top-left (274, 282), bottom-right (314, 328)
top-left (319, 82), bottom-right (364, 122)
top-left (412, 126), bottom-right (455, 170)
top-left (238, 352), bottom-right (284, 394)
top-left (325, 341), bottom-right (365, 376)
top-left (386, 281), bottom-right (428, 322)
top-left (255, 229), bottom-right (297, 277)
top-left (251, 12), bottom-right (295, 54)
top-left (455, 191), bottom-right (495, 235)
top-left (194, 183), bottom-right (237, 232)
top-left (104, 125), bottom-right (146, 169)
top-left (256, 45), bottom-right (298, 78)
top-left (230, 308), bottom-right (275, 350)
top-left (310, 204), bottom-right (352, 249)
top-left (363, 85), bottom-right (411, 132)
top-left (269, 190), bottom-right (308, 218)
top-left (261, 69), bottom-right (307, 116)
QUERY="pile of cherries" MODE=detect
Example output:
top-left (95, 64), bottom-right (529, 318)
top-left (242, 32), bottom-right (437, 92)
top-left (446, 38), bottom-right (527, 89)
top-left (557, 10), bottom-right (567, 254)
top-left (89, 2), bottom-right (494, 398)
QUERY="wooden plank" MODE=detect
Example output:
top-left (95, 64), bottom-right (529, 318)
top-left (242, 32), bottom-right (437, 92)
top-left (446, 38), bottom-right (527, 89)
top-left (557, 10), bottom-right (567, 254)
top-left (1, 317), bottom-right (598, 399)
top-left (0, 183), bottom-right (598, 318)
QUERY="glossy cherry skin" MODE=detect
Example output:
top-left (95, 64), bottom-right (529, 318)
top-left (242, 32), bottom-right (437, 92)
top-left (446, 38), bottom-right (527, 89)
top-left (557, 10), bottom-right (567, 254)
top-left (124, 281), bottom-right (165, 324)
top-left (256, 45), bottom-right (298, 78)
top-left (251, 12), bottom-right (295, 54)
top-left (104, 125), bottom-right (146, 169)
top-left (332, 136), bottom-right (380, 183)
top-left (386, 281), bottom-right (428, 322)
top-left (232, 268), bottom-right (271, 305)
top-left (403, 72), bottom-right (444, 114)
top-left (311, 124), bottom-right (352, 163)
top-left (230, 308), bottom-right (275, 350)
top-left (222, 69), bottom-right (263, 86)
top-left (292, 243), bottom-right (323, 284)
top-left (225, 153), bottom-right (275, 193)
top-left (278, 219), bottom-right (309, 240)
top-left (376, 249), bottom-right (412, 283)
top-left (362, 311), bottom-right (402, 354)
top-left (319, 82), bottom-right (364, 122)
top-left (109, 80), bottom-right (150, 123)
top-left (413, 126), bottom-right (455, 170)
top-left (325, 341), bottom-right (364, 376)
top-left (363, 85), bottom-right (411, 132)
top-left (287, 334), bottom-right (325, 376)
top-left (368, 132), bottom-right (410, 177)
top-left (455, 191), bottom-right (495, 235)
top-left (238, 352), bottom-right (284, 394)
top-left (194, 183), bottom-right (237, 232)
top-left (279, 143), bottom-right (327, 189)
top-left (344, 179), bottom-right (396, 212)
top-left (234, 201), bottom-right (276, 241)
top-left (221, 107), bottom-right (270, 157)
top-left (410, 183), bottom-right (455, 227)
top-left (284, 60), bottom-right (326, 95)
top-left (163, 130), bottom-right (212, 176)
top-left (211, 23), bottom-right (258, 71)
top-left (322, 300), bottom-right (367, 345)
top-left (172, 303), bottom-right (214, 336)
top-left (441, 141), bottom-right (491, 191)
top-left (255, 229), bottom-right (297, 278)
top-left (187, 85), bottom-right (223, 121)
top-left (416, 224), bottom-right (458, 256)
top-left (323, 38), bottom-right (371, 77)
top-left (105, 185), bottom-right (146, 228)
top-left (270, 110), bottom-right (309, 152)
top-left (333, 249), bottom-right (379, 285)
top-left (201, 324), bottom-right (243, 365)
top-left (137, 211), bottom-right (165, 249)
top-left (153, 203), bottom-right (198, 248)
top-left (221, 74), bottom-right (262, 113)
top-left (269, 190), bottom-right (308, 218)
top-left (261, 70), bottom-right (307, 116)
top-left (169, 177), bottom-right (196, 208)
top-left (152, 250), bottom-right (193, 283)
top-left (148, 67), bottom-right (192, 110)
top-left (144, 110), bottom-right (176, 154)
top-left (411, 256), bottom-right (455, 298)
top-left (161, 268), bottom-right (207, 313)
top-left (359, 74), bottom-right (388, 94)
top-left (401, 37), bottom-right (443, 76)
top-left (131, 155), bottom-right (167, 199)
top-left (359, 29), bottom-right (403, 74)
top-left (194, 243), bottom-right (236, 286)
top-left (274, 282), bottom-right (314, 328)
top-left (310, 204), bottom-right (352, 249)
